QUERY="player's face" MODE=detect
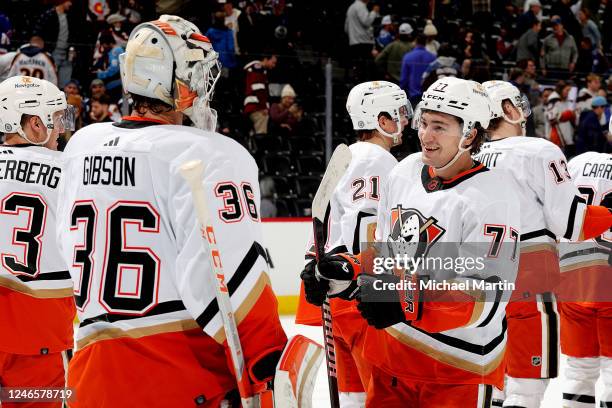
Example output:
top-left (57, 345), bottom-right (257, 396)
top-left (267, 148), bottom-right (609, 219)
top-left (418, 111), bottom-right (462, 167)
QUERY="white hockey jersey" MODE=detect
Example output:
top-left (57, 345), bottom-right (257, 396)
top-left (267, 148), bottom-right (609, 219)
top-left (0, 145), bottom-right (74, 355)
top-left (296, 142), bottom-right (397, 323)
top-left (366, 153), bottom-right (521, 387)
top-left (474, 137), bottom-right (588, 298)
top-left (57, 118), bottom-right (286, 362)
top-left (7, 44), bottom-right (58, 85)
top-left (558, 152), bottom-right (612, 304)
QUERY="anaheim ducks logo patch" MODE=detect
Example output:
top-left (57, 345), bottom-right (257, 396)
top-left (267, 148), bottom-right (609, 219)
top-left (388, 205), bottom-right (445, 259)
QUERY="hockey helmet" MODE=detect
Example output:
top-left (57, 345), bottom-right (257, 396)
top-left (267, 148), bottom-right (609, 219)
top-left (119, 15), bottom-right (221, 131)
top-left (413, 77), bottom-right (492, 170)
top-left (346, 81), bottom-right (412, 145)
top-left (483, 80), bottom-right (530, 132)
top-left (0, 75), bottom-right (75, 145)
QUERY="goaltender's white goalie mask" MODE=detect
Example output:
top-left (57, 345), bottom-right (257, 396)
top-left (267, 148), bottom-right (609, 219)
top-left (119, 15), bottom-right (221, 131)
top-left (0, 76), bottom-right (75, 146)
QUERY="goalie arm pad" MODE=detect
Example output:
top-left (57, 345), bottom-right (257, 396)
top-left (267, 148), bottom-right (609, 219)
top-left (580, 205), bottom-right (612, 241)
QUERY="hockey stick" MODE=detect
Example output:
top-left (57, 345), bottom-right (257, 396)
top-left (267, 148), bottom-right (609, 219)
top-left (180, 160), bottom-right (257, 408)
top-left (311, 144), bottom-right (352, 408)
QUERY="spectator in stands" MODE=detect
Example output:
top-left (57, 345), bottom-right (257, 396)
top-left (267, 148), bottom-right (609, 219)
top-left (34, 0), bottom-right (74, 87)
top-left (376, 15), bottom-right (395, 51)
top-left (576, 96), bottom-right (609, 153)
top-left (223, 0), bottom-right (241, 55)
top-left (375, 23), bottom-right (413, 83)
top-left (540, 16), bottom-right (578, 79)
top-left (107, 13), bottom-right (130, 48)
top-left (516, 0), bottom-right (541, 36)
top-left (531, 88), bottom-right (551, 138)
top-left (243, 53), bottom-right (277, 134)
top-left (546, 81), bottom-right (576, 156)
top-left (423, 20), bottom-right (439, 56)
top-left (344, 0), bottom-right (380, 81)
top-left (63, 78), bottom-right (81, 97)
top-left (259, 176), bottom-right (277, 218)
top-left (7, 36), bottom-right (58, 85)
top-left (237, 1), bottom-right (264, 56)
top-left (496, 26), bottom-right (515, 61)
top-left (400, 33), bottom-right (435, 105)
top-left (516, 19), bottom-right (541, 63)
top-left (206, 11), bottom-right (237, 78)
top-left (577, 73), bottom-right (602, 113)
top-left (270, 84), bottom-right (303, 135)
top-left (87, 94), bottom-right (114, 124)
top-left (93, 31), bottom-right (124, 101)
top-left (270, 84), bottom-right (304, 134)
top-left (421, 43), bottom-right (460, 91)
top-left (551, 0), bottom-right (582, 40)
top-left (578, 8), bottom-right (601, 49)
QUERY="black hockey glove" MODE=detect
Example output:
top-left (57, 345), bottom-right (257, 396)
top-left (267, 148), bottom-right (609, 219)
top-left (316, 252), bottom-right (360, 300)
top-left (356, 273), bottom-right (407, 329)
top-left (300, 260), bottom-right (328, 307)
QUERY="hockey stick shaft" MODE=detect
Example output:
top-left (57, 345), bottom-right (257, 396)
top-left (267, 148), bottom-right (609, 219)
top-left (180, 160), bottom-right (255, 408)
top-left (312, 216), bottom-right (341, 408)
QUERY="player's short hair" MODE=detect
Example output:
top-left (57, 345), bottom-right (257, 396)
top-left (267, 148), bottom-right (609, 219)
top-left (357, 112), bottom-right (392, 141)
top-left (19, 113), bottom-right (34, 129)
top-left (131, 93), bottom-right (173, 115)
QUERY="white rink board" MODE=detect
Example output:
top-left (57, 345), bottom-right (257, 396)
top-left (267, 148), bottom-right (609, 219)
top-left (261, 218), bottom-right (311, 296)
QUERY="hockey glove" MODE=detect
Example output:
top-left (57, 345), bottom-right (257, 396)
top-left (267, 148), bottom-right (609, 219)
top-left (300, 260), bottom-right (329, 307)
top-left (356, 272), bottom-right (421, 329)
top-left (316, 252), bottom-right (361, 300)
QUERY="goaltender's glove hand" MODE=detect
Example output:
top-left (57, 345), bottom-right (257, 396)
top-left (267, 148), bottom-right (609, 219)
top-left (316, 252), bottom-right (361, 300)
top-left (300, 260), bottom-right (328, 307)
top-left (356, 273), bottom-right (421, 329)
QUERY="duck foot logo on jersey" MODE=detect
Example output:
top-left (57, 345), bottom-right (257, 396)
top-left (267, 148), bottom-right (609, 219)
top-left (387, 205), bottom-right (445, 259)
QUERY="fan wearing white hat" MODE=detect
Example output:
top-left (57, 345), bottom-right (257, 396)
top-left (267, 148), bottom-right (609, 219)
top-left (374, 22), bottom-right (414, 82)
top-left (270, 84), bottom-right (303, 134)
top-left (376, 15), bottom-right (396, 50)
top-left (423, 19), bottom-right (440, 55)
top-left (0, 75), bottom-right (76, 406)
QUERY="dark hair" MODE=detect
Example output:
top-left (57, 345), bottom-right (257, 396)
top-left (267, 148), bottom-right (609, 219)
top-left (516, 58), bottom-right (535, 70)
top-left (131, 93), bottom-right (173, 115)
top-left (509, 67), bottom-right (524, 81)
top-left (19, 113), bottom-right (35, 129)
top-left (99, 31), bottom-right (115, 46)
top-left (357, 112), bottom-right (392, 141)
top-left (415, 33), bottom-right (427, 46)
top-left (92, 93), bottom-right (111, 106)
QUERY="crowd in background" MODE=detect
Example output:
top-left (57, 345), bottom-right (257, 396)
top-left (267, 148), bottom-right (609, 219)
top-left (0, 0), bottom-right (610, 216)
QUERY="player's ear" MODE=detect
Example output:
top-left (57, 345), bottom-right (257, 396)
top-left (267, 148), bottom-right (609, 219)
top-left (502, 100), bottom-right (520, 121)
top-left (462, 128), bottom-right (477, 148)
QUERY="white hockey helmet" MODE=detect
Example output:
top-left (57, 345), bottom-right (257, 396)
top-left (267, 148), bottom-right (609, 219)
top-left (482, 80), bottom-right (531, 132)
top-left (0, 76), bottom-right (75, 145)
top-left (413, 77), bottom-right (492, 171)
top-left (119, 15), bottom-right (221, 131)
top-left (346, 81), bottom-right (412, 145)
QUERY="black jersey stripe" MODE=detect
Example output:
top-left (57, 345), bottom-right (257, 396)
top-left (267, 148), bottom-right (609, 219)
top-left (17, 270), bottom-right (71, 282)
top-left (560, 247), bottom-right (611, 262)
top-left (405, 315), bottom-right (507, 355)
top-left (353, 211), bottom-right (376, 254)
top-left (521, 229), bottom-right (556, 241)
top-left (563, 195), bottom-right (587, 240)
top-left (79, 300), bottom-right (187, 328)
top-left (196, 241), bottom-right (267, 328)
top-left (541, 292), bottom-right (559, 378)
top-left (562, 393), bottom-right (596, 403)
